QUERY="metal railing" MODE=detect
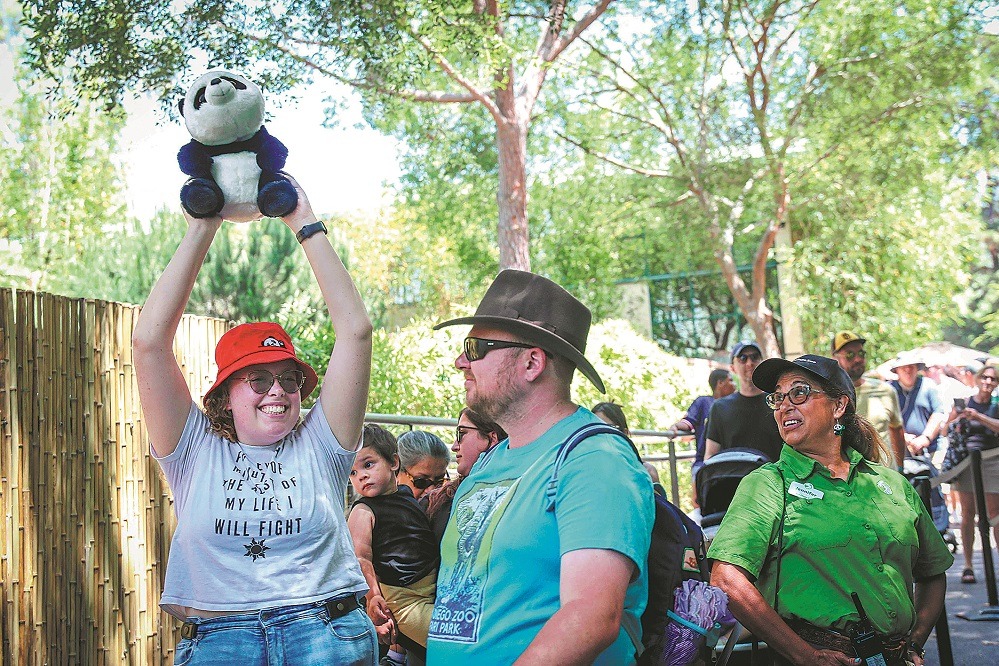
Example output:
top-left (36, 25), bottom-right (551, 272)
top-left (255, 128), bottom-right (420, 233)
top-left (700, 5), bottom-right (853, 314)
top-left (364, 413), bottom-right (695, 506)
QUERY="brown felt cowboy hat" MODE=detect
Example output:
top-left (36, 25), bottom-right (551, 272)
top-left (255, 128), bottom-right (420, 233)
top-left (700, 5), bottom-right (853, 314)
top-left (434, 269), bottom-right (606, 393)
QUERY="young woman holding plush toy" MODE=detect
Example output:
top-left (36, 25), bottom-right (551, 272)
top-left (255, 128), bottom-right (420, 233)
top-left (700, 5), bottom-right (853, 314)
top-left (132, 175), bottom-right (378, 665)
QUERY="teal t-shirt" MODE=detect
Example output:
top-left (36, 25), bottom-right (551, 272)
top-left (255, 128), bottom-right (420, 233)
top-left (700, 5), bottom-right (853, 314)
top-left (426, 408), bottom-right (654, 664)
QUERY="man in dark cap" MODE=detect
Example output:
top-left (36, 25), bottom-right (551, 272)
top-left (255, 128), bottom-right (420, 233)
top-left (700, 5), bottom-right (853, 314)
top-left (703, 341), bottom-right (783, 462)
top-left (426, 270), bottom-right (654, 665)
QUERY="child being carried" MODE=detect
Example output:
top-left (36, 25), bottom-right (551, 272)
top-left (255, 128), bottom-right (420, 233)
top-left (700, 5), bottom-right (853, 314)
top-left (348, 424), bottom-right (440, 662)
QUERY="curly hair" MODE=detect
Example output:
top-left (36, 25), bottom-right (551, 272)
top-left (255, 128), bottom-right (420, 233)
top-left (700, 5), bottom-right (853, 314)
top-left (204, 384), bottom-right (238, 442)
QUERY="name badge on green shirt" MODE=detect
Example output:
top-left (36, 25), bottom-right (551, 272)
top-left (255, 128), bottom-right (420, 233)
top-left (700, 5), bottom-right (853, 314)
top-left (788, 481), bottom-right (824, 500)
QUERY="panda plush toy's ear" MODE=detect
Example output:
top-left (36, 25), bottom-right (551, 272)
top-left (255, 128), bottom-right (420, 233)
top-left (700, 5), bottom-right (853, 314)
top-left (178, 98), bottom-right (185, 116)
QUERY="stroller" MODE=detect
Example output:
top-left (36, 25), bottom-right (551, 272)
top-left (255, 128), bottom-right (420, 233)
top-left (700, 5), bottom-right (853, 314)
top-left (696, 448), bottom-right (771, 544)
top-left (902, 455), bottom-right (958, 553)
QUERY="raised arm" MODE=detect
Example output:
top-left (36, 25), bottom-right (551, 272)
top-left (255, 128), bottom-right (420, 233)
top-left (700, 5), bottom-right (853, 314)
top-left (132, 212), bottom-right (222, 457)
top-left (281, 176), bottom-right (372, 451)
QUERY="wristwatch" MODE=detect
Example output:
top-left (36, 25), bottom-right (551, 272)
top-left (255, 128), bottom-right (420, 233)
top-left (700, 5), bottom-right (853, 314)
top-left (907, 640), bottom-right (925, 659)
top-left (295, 221), bottom-right (327, 244)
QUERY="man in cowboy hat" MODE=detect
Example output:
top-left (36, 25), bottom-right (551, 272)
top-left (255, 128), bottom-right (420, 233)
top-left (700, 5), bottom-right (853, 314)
top-left (426, 270), bottom-right (654, 665)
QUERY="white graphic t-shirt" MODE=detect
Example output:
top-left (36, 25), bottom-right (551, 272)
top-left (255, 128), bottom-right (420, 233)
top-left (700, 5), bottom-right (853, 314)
top-left (153, 400), bottom-right (366, 618)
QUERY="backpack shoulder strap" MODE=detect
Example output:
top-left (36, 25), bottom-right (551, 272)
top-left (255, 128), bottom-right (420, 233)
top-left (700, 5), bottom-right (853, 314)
top-left (545, 423), bottom-right (640, 512)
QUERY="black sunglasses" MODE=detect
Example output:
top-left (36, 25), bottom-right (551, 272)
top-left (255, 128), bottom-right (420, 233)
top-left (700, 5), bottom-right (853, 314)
top-left (838, 350), bottom-right (866, 361)
top-left (239, 369), bottom-right (306, 395)
top-left (736, 352), bottom-right (762, 363)
top-left (463, 337), bottom-right (536, 362)
top-left (765, 384), bottom-right (825, 410)
top-left (404, 470), bottom-right (448, 490)
top-left (455, 425), bottom-right (485, 443)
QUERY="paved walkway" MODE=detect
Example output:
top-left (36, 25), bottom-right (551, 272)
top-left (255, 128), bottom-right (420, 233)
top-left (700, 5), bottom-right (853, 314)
top-left (923, 530), bottom-right (999, 665)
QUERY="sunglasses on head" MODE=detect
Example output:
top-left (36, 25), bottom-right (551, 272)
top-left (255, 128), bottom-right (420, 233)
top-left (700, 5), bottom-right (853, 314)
top-left (238, 369), bottom-right (306, 395)
top-left (455, 425), bottom-right (485, 443)
top-left (405, 470), bottom-right (448, 490)
top-left (463, 337), bottom-right (536, 362)
top-left (765, 384), bottom-right (825, 410)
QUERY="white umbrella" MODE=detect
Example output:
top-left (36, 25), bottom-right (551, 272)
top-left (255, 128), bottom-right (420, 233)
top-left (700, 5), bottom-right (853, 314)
top-left (874, 342), bottom-right (998, 380)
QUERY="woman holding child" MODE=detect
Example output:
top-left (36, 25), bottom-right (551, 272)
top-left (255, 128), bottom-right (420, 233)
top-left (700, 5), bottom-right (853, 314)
top-left (133, 177), bottom-right (377, 664)
top-left (708, 355), bottom-right (952, 666)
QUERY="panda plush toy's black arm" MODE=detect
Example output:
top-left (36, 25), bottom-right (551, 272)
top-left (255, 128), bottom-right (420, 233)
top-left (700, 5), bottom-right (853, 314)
top-left (177, 141), bottom-right (215, 179)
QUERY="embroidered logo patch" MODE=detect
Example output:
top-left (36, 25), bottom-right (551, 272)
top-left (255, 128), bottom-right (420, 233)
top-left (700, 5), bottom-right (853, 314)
top-left (261, 336), bottom-right (286, 348)
top-left (682, 547), bottom-right (700, 572)
top-left (876, 479), bottom-right (893, 495)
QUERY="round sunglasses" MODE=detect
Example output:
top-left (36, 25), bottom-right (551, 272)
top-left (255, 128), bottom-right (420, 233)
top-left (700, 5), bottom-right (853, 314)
top-left (238, 369), bottom-right (306, 395)
top-left (765, 384), bottom-right (826, 410)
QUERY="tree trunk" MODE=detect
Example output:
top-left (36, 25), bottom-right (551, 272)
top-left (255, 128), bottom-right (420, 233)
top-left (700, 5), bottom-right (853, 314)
top-left (495, 117), bottom-right (531, 271)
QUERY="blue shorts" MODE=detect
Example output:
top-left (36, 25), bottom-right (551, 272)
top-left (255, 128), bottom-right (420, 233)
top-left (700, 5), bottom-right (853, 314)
top-left (174, 596), bottom-right (377, 666)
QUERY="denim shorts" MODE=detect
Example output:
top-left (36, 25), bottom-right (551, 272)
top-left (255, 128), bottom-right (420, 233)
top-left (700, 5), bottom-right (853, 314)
top-left (173, 596), bottom-right (377, 666)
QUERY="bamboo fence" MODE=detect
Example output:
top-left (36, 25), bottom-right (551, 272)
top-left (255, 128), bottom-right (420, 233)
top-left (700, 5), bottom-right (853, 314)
top-left (0, 288), bottom-right (229, 665)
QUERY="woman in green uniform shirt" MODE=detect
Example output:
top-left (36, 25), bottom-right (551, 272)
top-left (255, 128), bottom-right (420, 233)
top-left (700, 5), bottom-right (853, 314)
top-left (708, 355), bottom-right (952, 666)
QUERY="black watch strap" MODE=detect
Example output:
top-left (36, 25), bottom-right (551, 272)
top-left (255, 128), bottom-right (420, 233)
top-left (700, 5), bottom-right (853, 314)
top-left (296, 221), bottom-right (327, 244)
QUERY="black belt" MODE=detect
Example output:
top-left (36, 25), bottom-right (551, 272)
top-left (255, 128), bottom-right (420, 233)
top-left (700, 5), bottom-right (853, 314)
top-left (179, 594), bottom-right (362, 639)
top-left (325, 593), bottom-right (363, 620)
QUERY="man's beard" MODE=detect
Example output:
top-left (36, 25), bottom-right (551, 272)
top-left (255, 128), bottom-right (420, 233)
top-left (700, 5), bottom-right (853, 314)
top-left (847, 364), bottom-right (865, 382)
top-left (467, 364), bottom-right (526, 426)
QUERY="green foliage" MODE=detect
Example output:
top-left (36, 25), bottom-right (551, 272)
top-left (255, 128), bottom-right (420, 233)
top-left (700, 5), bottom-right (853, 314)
top-left (549, 0), bottom-right (993, 354)
top-left (0, 65), bottom-right (128, 291)
top-left (792, 183), bottom-right (981, 363)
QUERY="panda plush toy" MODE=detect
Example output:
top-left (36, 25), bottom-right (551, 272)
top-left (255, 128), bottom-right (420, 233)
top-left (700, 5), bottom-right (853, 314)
top-left (177, 70), bottom-right (298, 222)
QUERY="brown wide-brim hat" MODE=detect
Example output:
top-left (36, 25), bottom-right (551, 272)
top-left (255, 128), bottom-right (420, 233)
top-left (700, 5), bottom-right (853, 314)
top-left (434, 269), bottom-right (606, 393)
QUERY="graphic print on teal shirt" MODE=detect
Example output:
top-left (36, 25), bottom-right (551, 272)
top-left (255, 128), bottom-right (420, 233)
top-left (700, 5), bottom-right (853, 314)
top-left (428, 476), bottom-right (522, 642)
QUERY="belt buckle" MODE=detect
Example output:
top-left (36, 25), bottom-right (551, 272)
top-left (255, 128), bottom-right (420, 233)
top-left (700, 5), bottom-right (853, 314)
top-left (180, 622), bottom-right (198, 639)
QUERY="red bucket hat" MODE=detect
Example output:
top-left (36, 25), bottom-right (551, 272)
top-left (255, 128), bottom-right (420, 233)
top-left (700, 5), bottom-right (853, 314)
top-left (204, 322), bottom-right (319, 402)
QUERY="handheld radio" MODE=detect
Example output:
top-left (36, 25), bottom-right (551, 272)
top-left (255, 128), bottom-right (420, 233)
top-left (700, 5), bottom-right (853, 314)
top-left (850, 592), bottom-right (888, 666)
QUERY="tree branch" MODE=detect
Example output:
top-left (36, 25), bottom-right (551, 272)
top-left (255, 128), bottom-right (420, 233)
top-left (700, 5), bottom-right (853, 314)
top-left (579, 36), bottom-right (690, 169)
top-left (545, 0), bottom-right (613, 63)
top-left (408, 31), bottom-right (504, 121)
top-left (244, 31), bottom-right (480, 104)
top-left (555, 129), bottom-right (684, 179)
top-left (793, 95), bottom-right (925, 181)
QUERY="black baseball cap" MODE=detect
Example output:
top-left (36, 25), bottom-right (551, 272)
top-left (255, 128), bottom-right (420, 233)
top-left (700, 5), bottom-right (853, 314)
top-left (731, 341), bottom-right (762, 360)
top-left (752, 354), bottom-right (856, 404)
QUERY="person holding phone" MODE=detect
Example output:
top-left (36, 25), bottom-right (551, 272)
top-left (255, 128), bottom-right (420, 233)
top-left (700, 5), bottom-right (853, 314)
top-left (943, 365), bottom-right (999, 584)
